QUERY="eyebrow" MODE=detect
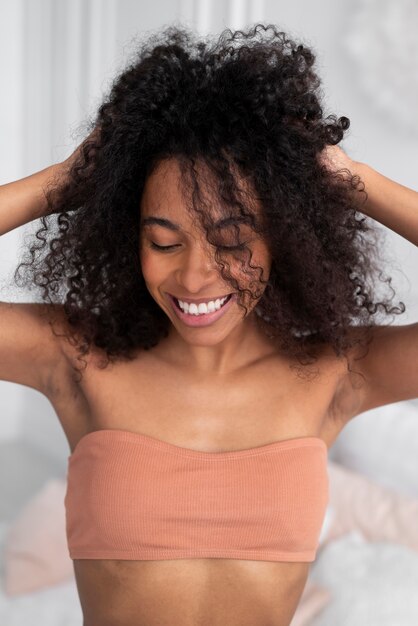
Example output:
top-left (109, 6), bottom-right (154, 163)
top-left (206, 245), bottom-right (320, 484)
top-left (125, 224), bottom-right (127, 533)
top-left (141, 215), bottom-right (254, 231)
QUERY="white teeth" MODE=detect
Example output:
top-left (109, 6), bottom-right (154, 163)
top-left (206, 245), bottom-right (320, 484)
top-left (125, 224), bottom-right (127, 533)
top-left (177, 295), bottom-right (229, 315)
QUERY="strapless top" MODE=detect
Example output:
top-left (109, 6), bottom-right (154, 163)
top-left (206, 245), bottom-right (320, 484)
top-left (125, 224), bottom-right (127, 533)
top-left (64, 429), bottom-right (329, 562)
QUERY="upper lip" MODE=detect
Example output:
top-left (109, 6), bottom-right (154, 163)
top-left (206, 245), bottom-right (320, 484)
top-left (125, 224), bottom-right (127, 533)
top-left (169, 293), bottom-right (232, 304)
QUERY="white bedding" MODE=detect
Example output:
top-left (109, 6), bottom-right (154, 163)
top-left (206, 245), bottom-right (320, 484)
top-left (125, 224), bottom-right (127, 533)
top-left (0, 522), bottom-right (82, 625)
top-left (309, 531), bottom-right (418, 626)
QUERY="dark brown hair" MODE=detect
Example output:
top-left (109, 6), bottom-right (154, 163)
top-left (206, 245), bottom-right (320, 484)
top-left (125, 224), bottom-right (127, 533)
top-left (14, 23), bottom-right (405, 381)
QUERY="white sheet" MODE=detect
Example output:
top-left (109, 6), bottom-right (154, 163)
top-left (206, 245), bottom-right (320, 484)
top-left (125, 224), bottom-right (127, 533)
top-left (309, 531), bottom-right (418, 626)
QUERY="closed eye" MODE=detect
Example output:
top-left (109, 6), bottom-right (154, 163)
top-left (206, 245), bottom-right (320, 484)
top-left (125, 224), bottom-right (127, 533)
top-left (150, 243), bottom-right (180, 251)
top-left (150, 242), bottom-right (249, 252)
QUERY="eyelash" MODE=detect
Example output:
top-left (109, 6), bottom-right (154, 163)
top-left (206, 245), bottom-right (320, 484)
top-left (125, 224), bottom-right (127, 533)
top-left (150, 242), bottom-right (249, 252)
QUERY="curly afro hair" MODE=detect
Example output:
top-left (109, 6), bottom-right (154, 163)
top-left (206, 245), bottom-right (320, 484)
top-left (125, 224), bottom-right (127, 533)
top-left (14, 23), bottom-right (405, 381)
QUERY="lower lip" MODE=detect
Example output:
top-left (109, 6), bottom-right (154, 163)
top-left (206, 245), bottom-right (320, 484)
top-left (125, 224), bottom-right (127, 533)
top-left (167, 293), bottom-right (236, 327)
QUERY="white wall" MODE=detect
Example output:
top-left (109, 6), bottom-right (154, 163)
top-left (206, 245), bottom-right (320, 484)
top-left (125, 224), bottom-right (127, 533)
top-left (264, 0), bottom-right (418, 318)
top-left (0, 0), bottom-right (25, 439)
top-left (0, 0), bottom-right (417, 458)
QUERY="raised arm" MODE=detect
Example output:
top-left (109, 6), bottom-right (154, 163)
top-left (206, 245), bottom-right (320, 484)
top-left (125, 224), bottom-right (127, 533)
top-left (321, 144), bottom-right (418, 247)
top-left (322, 144), bottom-right (418, 420)
top-left (0, 131), bottom-right (98, 392)
top-left (0, 128), bottom-right (98, 237)
top-left (0, 163), bottom-right (63, 236)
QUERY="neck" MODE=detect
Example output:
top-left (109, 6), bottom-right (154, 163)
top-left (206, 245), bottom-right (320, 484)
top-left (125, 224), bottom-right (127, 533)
top-left (159, 312), bottom-right (275, 378)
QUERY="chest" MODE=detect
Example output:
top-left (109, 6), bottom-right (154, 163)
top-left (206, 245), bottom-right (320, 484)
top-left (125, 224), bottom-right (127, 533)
top-left (54, 345), bottom-right (343, 626)
top-left (48, 344), bottom-right (345, 455)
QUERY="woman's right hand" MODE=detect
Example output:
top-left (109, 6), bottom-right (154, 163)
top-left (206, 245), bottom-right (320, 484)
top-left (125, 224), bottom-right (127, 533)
top-left (0, 126), bottom-right (100, 236)
top-left (60, 125), bottom-right (101, 181)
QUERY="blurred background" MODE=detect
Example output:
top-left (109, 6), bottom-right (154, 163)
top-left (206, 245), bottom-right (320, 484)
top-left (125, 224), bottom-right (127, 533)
top-left (0, 1), bottom-right (417, 624)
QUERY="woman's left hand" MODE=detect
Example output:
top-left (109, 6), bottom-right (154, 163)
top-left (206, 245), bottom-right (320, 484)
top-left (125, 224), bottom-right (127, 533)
top-left (318, 144), bottom-right (356, 175)
top-left (320, 144), bottom-right (418, 248)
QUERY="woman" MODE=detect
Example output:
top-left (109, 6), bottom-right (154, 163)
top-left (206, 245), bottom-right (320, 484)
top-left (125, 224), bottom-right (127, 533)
top-left (1, 23), bottom-right (418, 626)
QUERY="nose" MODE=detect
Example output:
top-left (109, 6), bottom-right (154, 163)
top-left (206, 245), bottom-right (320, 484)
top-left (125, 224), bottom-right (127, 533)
top-left (175, 241), bottom-right (221, 294)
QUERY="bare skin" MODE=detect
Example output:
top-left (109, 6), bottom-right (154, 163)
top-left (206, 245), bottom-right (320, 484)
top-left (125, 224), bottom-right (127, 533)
top-left (44, 157), bottom-right (355, 625)
top-left (45, 321), bottom-right (351, 626)
top-left (2, 130), bottom-right (416, 624)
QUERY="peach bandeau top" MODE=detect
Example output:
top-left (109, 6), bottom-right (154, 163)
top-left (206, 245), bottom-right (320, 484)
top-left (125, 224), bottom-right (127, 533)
top-left (64, 429), bottom-right (329, 562)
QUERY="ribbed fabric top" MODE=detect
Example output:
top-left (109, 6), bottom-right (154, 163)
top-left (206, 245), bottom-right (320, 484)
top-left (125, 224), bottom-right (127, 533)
top-left (64, 429), bottom-right (329, 562)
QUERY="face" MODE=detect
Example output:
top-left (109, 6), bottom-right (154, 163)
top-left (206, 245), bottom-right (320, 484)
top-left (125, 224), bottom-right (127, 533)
top-left (139, 158), bottom-right (272, 343)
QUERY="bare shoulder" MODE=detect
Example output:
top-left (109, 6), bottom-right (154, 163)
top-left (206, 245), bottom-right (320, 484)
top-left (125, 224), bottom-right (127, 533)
top-left (334, 321), bottom-right (418, 419)
top-left (0, 299), bottom-right (103, 396)
top-left (0, 300), bottom-right (75, 394)
top-left (321, 323), bottom-right (387, 430)
top-left (41, 304), bottom-right (109, 394)
top-left (34, 303), bottom-right (105, 449)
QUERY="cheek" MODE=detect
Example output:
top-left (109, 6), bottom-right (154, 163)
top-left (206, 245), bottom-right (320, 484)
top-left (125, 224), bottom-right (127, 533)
top-left (255, 243), bottom-right (272, 277)
top-left (139, 250), bottom-right (171, 287)
top-left (139, 250), bottom-right (157, 282)
top-left (139, 248), bottom-right (149, 272)
top-left (238, 245), bottom-right (271, 281)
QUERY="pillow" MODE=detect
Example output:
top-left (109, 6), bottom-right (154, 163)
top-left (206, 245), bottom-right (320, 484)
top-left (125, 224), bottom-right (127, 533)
top-left (2, 479), bottom-right (73, 596)
top-left (329, 399), bottom-right (418, 497)
top-left (0, 439), bottom-right (66, 523)
top-left (290, 580), bottom-right (331, 626)
top-left (324, 460), bottom-right (418, 553)
top-left (0, 576), bottom-right (83, 624)
top-left (309, 532), bottom-right (418, 625)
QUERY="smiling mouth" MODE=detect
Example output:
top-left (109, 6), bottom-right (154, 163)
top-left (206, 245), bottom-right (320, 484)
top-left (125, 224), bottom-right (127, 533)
top-left (171, 294), bottom-right (233, 311)
top-left (169, 293), bottom-right (233, 305)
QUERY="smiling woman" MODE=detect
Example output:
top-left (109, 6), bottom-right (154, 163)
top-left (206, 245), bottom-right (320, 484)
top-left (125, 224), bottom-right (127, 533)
top-left (12, 23), bottom-right (404, 379)
top-left (5, 21), bottom-right (409, 626)
top-left (137, 156), bottom-right (273, 348)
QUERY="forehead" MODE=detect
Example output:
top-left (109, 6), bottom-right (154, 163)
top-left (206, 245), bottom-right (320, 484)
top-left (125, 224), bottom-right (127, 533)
top-left (141, 158), bottom-right (184, 207)
top-left (140, 157), bottom-right (261, 230)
